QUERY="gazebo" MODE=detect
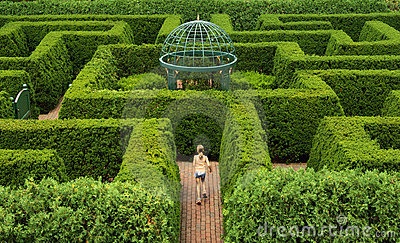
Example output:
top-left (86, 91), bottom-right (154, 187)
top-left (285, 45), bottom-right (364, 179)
top-left (159, 19), bottom-right (237, 90)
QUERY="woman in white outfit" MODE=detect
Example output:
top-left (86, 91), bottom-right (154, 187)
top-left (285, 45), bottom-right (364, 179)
top-left (193, 145), bottom-right (212, 205)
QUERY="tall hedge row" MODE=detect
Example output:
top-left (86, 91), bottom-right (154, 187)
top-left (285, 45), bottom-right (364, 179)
top-left (383, 90), bottom-right (400, 116)
top-left (273, 41), bottom-right (400, 88)
top-left (236, 86), bottom-right (343, 163)
top-left (308, 116), bottom-right (400, 172)
top-left (304, 69), bottom-right (400, 116)
top-left (0, 91), bottom-right (13, 119)
top-left (0, 149), bottom-right (67, 188)
top-left (0, 119), bottom-right (138, 180)
top-left (0, 177), bottom-right (179, 242)
top-left (0, 14), bottom-right (170, 45)
top-left (219, 98), bottom-right (272, 198)
top-left (223, 168), bottom-right (400, 242)
top-left (0, 0), bottom-right (390, 31)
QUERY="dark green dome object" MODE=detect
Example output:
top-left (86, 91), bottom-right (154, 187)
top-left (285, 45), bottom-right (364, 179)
top-left (160, 20), bottom-right (237, 90)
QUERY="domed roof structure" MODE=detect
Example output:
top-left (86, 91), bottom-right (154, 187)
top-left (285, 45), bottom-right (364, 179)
top-left (159, 20), bottom-right (237, 90)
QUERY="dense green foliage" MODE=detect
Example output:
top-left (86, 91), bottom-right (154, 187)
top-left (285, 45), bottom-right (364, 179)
top-left (383, 90), bottom-right (400, 116)
top-left (115, 118), bottom-right (180, 240)
top-left (309, 117), bottom-right (400, 172)
top-left (0, 177), bottom-right (179, 242)
top-left (219, 99), bottom-right (272, 198)
top-left (223, 168), bottom-right (400, 242)
top-left (118, 73), bottom-right (167, 90)
top-left (304, 70), bottom-right (400, 116)
top-left (0, 0), bottom-right (390, 31)
top-left (0, 119), bottom-right (138, 180)
top-left (0, 149), bottom-right (67, 188)
top-left (175, 114), bottom-right (223, 160)
top-left (0, 91), bottom-right (13, 119)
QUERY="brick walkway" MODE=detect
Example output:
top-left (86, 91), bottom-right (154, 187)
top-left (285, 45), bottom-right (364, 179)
top-left (178, 161), bottom-right (223, 243)
top-left (273, 162), bottom-right (307, 171)
top-left (38, 97), bottom-right (63, 120)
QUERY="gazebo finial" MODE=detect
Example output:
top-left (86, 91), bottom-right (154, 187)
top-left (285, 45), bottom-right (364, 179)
top-left (197, 14), bottom-right (200, 21)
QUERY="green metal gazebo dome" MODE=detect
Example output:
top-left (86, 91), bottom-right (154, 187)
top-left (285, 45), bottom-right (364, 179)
top-left (160, 19), bottom-right (237, 90)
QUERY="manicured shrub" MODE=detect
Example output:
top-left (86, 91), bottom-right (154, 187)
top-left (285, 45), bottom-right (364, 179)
top-left (0, 177), bottom-right (179, 242)
top-left (0, 119), bottom-right (139, 180)
top-left (230, 71), bottom-right (275, 90)
top-left (303, 69), bottom-right (400, 116)
top-left (0, 91), bottom-right (13, 118)
top-left (382, 90), bottom-right (400, 116)
top-left (219, 98), bottom-right (272, 198)
top-left (308, 116), bottom-right (400, 172)
top-left (118, 73), bottom-right (167, 90)
top-left (223, 168), bottom-right (400, 242)
top-left (0, 0), bottom-right (390, 31)
top-left (0, 149), bottom-right (68, 188)
top-left (175, 113), bottom-right (223, 160)
top-left (237, 86), bottom-right (344, 163)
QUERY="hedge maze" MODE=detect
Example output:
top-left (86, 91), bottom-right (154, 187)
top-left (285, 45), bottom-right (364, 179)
top-left (1, 12), bottom-right (400, 241)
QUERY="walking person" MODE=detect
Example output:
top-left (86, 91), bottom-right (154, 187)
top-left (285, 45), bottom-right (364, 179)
top-left (193, 145), bottom-right (212, 205)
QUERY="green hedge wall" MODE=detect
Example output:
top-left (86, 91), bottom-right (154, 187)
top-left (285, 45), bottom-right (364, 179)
top-left (0, 119), bottom-right (138, 180)
top-left (0, 14), bottom-right (170, 45)
top-left (0, 177), bottom-right (179, 242)
top-left (302, 69), bottom-right (400, 116)
top-left (382, 90), bottom-right (400, 116)
top-left (273, 41), bottom-right (400, 88)
top-left (326, 21), bottom-right (400, 56)
top-left (0, 0), bottom-right (390, 31)
top-left (0, 31), bottom-right (72, 113)
top-left (0, 23), bottom-right (29, 57)
top-left (0, 149), bottom-right (67, 188)
top-left (223, 168), bottom-right (400, 242)
top-left (219, 98), bottom-right (272, 198)
top-left (237, 85), bottom-right (344, 162)
top-left (308, 116), bottom-right (400, 172)
top-left (262, 13), bottom-right (400, 42)
top-left (0, 70), bottom-right (39, 118)
top-left (115, 118), bottom-right (180, 241)
top-left (0, 91), bottom-right (12, 119)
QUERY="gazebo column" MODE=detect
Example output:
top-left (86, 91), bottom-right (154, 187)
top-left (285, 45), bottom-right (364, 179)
top-left (220, 69), bottom-right (230, 91)
top-left (167, 69), bottom-right (176, 90)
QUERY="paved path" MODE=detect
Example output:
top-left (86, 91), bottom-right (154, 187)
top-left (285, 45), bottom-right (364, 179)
top-left (38, 97), bottom-right (63, 120)
top-left (177, 161), bottom-right (223, 243)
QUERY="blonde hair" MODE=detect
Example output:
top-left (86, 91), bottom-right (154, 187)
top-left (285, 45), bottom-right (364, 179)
top-left (197, 145), bottom-right (204, 159)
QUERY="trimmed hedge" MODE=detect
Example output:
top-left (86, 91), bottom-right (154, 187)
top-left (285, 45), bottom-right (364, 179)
top-left (301, 69), bottom-right (400, 116)
top-left (0, 149), bottom-right (67, 188)
top-left (382, 90), bottom-right (400, 116)
top-left (308, 116), bottom-right (400, 172)
top-left (0, 70), bottom-right (39, 118)
top-left (326, 21), bottom-right (400, 56)
top-left (260, 13), bottom-right (400, 41)
top-left (211, 14), bottom-right (331, 55)
top-left (0, 31), bottom-right (72, 113)
top-left (273, 41), bottom-right (400, 88)
top-left (230, 71), bottom-right (275, 91)
top-left (0, 177), bottom-right (179, 242)
top-left (115, 118), bottom-right (180, 241)
top-left (0, 119), bottom-right (139, 180)
top-left (0, 14), bottom-right (171, 45)
top-left (118, 73), bottom-right (167, 90)
top-left (0, 20), bottom-right (135, 112)
top-left (0, 22), bottom-right (29, 57)
top-left (0, 0), bottom-right (390, 31)
top-left (219, 98), bottom-right (272, 198)
top-left (223, 168), bottom-right (400, 242)
top-left (236, 85), bottom-right (344, 162)
top-left (0, 91), bottom-right (13, 119)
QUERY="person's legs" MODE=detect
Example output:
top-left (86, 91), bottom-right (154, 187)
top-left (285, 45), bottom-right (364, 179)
top-left (201, 176), bottom-right (207, 198)
top-left (196, 177), bottom-right (202, 204)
